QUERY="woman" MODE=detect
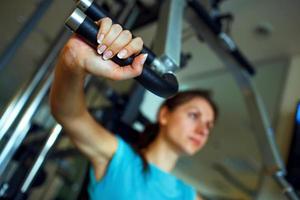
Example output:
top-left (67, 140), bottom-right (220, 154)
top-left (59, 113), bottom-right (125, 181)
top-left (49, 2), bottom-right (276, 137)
top-left (50, 17), bottom-right (218, 200)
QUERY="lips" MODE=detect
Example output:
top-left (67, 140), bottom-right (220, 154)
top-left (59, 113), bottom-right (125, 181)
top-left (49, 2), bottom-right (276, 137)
top-left (189, 137), bottom-right (202, 146)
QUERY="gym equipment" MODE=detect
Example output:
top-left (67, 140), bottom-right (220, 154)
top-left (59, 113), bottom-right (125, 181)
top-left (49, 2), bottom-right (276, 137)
top-left (75, 0), bottom-right (185, 73)
top-left (65, 6), bottom-right (179, 98)
top-left (0, 0), bottom-right (53, 72)
top-left (0, 0), bottom-right (298, 199)
top-left (186, 0), bottom-right (298, 199)
top-left (0, 29), bottom-right (71, 143)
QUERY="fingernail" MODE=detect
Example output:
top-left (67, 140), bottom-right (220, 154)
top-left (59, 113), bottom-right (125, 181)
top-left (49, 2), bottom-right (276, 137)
top-left (140, 53), bottom-right (148, 65)
top-left (97, 45), bottom-right (106, 54)
top-left (103, 50), bottom-right (113, 60)
top-left (97, 34), bottom-right (104, 44)
top-left (117, 49), bottom-right (127, 59)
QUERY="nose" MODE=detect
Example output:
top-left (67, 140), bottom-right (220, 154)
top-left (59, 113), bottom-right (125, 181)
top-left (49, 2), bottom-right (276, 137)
top-left (195, 121), bottom-right (209, 136)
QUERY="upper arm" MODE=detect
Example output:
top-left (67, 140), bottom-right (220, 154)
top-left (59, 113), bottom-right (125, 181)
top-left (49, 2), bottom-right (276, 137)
top-left (49, 38), bottom-right (118, 180)
top-left (61, 110), bottom-right (117, 167)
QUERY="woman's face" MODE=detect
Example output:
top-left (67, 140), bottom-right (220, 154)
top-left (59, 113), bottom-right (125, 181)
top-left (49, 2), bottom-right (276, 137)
top-left (159, 97), bottom-right (215, 156)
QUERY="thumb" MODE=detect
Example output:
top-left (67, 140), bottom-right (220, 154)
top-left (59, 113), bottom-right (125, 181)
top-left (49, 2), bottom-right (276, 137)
top-left (131, 53), bottom-right (148, 74)
top-left (113, 53), bottom-right (148, 80)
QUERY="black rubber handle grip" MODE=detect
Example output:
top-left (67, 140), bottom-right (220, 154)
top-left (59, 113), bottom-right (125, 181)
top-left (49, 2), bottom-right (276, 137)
top-left (78, 0), bottom-right (157, 65)
top-left (66, 10), bottom-right (178, 98)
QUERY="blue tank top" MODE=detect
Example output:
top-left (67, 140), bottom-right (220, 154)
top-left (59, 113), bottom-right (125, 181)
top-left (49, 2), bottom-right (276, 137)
top-left (88, 136), bottom-right (197, 200)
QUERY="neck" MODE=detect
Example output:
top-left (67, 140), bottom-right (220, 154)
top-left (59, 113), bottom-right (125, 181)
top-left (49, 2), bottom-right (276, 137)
top-left (143, 132), bottom-right (180, 173)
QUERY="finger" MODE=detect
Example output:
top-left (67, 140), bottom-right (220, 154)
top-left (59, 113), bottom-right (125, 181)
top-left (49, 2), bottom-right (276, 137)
top-left (110, 53), bottom-right (148, 80)
top-left (97, 24), bottom-right (123, 57)
top-left (116, 37), bottom-right (143, 59)
top-left (96, 17), bottom-right (112, 44)
top-left (102, 30), bottom-right (132, 60)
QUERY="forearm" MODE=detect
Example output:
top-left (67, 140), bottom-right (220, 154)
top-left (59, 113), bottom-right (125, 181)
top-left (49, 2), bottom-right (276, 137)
top-left (50, 57), bottom-right (88, 124)
top-left (48, 18), bottom-right (145, 172)
top-left (49, 56), bottom-right (118, 165)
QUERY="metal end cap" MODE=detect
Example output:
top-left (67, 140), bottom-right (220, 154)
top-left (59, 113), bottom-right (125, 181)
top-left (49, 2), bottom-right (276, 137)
top-left (65, 8), bottom-right (86, 31)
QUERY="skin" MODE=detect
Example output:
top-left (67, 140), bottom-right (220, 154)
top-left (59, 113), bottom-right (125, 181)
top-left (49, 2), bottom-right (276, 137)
top-left (144, 97), bottom-right (215, 172)
top-left (50, 17), bottom-right (213, 200)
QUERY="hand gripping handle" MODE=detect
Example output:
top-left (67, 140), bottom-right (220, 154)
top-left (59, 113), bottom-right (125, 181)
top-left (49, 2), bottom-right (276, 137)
top-left (65, 8), bottom-right (178, 98)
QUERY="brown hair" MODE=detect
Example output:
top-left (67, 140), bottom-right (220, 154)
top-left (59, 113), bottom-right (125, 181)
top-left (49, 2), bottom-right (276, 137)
top-left (132, 89), bottom-right (219, 171)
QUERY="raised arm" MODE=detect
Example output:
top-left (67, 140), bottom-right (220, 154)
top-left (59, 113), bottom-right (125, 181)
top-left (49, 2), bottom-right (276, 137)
top-left (50, 17), bottom-right (147, 179)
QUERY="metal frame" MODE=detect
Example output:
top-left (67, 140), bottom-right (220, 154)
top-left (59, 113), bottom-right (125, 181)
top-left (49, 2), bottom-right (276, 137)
top-left (0, 28), bottom-right (71, 178)
top-left (0, 0), bottom-right (148, 197)
top-left (0, 29), bottom-right (71, 142)
top-left (185, 1), bottom-right (298, 199)
top-left (0, 72), bottom-right (53, 176)
top-left (152, 0), bottom-right (185, 73)
top-left (0, 0), bottom-right (298, 199)
top-left (0, 0), bottom-right (53, 72)
top-left (20, 124), bottom-right (62, 194)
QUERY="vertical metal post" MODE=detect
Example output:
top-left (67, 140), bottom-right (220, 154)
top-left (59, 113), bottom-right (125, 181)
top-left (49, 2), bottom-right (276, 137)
top-left (152, 0), bottom-right (185, 73)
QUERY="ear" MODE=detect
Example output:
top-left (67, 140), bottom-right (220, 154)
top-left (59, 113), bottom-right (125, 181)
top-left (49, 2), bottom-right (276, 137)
top-left (158, 106), bottom-right (170, 126)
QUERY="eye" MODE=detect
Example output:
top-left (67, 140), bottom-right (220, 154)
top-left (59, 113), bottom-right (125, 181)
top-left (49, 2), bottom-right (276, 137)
top-left (188, 112), bottom-right (200, 120)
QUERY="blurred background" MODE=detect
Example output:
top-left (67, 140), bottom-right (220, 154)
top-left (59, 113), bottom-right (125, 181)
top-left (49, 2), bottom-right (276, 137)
top-left (0, 0), bottom-right (300, 199)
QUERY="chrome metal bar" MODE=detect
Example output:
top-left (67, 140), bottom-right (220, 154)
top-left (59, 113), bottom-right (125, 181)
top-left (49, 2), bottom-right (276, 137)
top-left (21, 124), bottom-right (62, 192)
top-left (186, 2), bottom-right (284, 175)
top-left (0, 0), bottom-right (53, 71)
top-left (66, 8), bottom-right (178, 98)
top-left (274, 171), bottom-right (299, 200)
top-left (186, 0), bottom-right (255, 75)
top-left (75, 1), bottom-right (162, 70)
top-left (186, 2), bottom-right (298, 199)
top-left (0, 29), bottom-right (71, 142)
top-left (0, 73), bottom-right (53, 177)
top-left (14, 7), bottom-right (147, 192)
top-left (152, 0), bottom-right (185, 73)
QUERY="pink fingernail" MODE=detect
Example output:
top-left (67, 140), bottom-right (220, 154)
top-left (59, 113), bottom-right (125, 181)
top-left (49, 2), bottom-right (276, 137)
top-left (97, 34), bottom-right (104, 44)
top-left (117, 49), bottom-right (127, 59)
top-left (103, 50), bottom-right (113, 60)
top-left (140, 54), bottom-right (148, 65)
top-left (97, 45), bottom-right (106, 54)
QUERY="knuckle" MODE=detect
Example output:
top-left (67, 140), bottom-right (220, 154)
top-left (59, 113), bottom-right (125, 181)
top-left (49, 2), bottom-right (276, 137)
top-left (62, 45), bottom-right (79, 68)
top-left (103, 17), bottom-right (112, 23)
top-left (64, 39), bottom-right (78, 57)
top-left (122, 30), bottom-right (132, 39)
top-left (112, 24), bottom-right (122, 32)
top-left (134, 37), bottom-right (143, 47)
top-left (99, 18), bottom-right (112, 31)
